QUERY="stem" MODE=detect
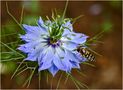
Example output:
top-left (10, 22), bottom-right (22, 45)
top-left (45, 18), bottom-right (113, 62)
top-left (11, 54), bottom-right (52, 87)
top-left (0, 41), bottom-right (25, 57)
top-left (56, 72), bottom-right (63, 89)
top-left (72, 15), bottom-right (84, 24)
top-left (23, 66), bottom-right (37, 88)
top-left (16, 67), bottom-right (28, 76)
top-left (50, 76), bottom-right (54, 89)
top-left (20, 5), bottom-right (24, 24)
top-left (38, 72), bottom-right (41, 89)
top-left (87, 30), bottom-right (105, 42)
top-left (11, 59), bottom-right (25, 79)
top-left (1, 57), bottom-right (24, 62)
top-left (62, 0), bottom-right (69, 20)
top-left (64, 73), bottom-right (69, 84)
top-left (6, 2), bottom-right (23, 29)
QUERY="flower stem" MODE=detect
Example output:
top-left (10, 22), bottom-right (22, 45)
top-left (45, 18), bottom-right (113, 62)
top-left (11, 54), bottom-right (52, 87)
top-left (6, 2), bottom-right (23, 30)
top-left (62, 0), bottom-right (69, 20)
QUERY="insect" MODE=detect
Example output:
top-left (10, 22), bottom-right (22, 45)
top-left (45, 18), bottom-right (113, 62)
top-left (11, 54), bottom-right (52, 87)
top-left (77, 46), bottom-right (95, 61)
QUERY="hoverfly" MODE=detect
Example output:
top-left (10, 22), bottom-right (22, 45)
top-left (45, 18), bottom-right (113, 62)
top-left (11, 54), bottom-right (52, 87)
top-left (77, 46), bottom-right (95, 61)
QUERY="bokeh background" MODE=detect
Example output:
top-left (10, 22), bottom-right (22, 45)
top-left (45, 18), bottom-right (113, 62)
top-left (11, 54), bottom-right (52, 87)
top-left (1, 1), bottom-right (122, 89)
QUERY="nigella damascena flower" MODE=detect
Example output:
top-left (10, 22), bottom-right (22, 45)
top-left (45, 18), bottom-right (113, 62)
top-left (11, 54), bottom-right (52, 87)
top-left (18, 16), bottom-right (88, 76)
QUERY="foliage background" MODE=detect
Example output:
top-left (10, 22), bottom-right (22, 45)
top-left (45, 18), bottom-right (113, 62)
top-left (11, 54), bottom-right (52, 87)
top-left (1, 1), bottom-right (122, 89)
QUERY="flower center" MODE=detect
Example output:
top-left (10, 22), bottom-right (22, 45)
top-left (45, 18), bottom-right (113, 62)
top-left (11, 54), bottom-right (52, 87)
top-left (49, 38), bottom-right (57, 44)
top-left (45, 15), bottom-right (71, 47)
top-left (48, 38), bottom-right (61, 48)
top-left (46, 15), bottom-right (66, 43)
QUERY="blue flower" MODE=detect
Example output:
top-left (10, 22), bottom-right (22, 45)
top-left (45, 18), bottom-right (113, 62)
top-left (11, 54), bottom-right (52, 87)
top-left (18, 16), bottom-right (88, 76)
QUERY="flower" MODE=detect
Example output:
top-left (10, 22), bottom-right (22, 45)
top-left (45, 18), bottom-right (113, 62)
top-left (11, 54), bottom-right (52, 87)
top-left (18, 16), bottom-right (88, 76)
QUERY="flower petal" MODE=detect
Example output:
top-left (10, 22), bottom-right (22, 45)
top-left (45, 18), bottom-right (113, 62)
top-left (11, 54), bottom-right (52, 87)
top-left (62, 41), bottom-right (79, 51)
top-left (61, 57), bottom-right (72, 72)
top-left (53, 53), bottom-right (66, 71)
top-left (48, 64), bottom-right (59, 76)
top-left (38, 46), bottom-right (55, 71)
top-left (38, 61), bottom-right (53, 71)
top-left (38, 17), bottom-right (44, 25)
top-left (54, 47), bottom-right (74, 72)
top-left (24, 50), bottom-right (40, 61)
top-left (66, 50), bottom-right (80, 63)
top-left (39, 46), bottom-right (55, 63)
top-left (62, 32), bottom-right (88, 44)
top-left (62, 21), bottom-right (73, 31)
top-left (70, 34), bottom-right (88, 44)
top-left (70, 61), bottom-right (80, 69)
top-left (23, 24), bottom-right (47, 34)
top-left (55, 47), bottom-right (65, 59)
top-left (17, 45), bottom-right (33, 53)
top-left (23, 24), bottom-right (39, 32)
top-left (20, 33), bottom-right (47, 43)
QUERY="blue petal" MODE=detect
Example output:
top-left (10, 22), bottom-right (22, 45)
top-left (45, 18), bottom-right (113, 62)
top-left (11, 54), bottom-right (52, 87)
top-left (55, 47), bottom-right (72, 72)
top-left (70, 35), bottom-right (88, 44)
top-left (70, 61), bottom-right (80, 69)
top-left (37, 45), bottom-right (49, 64)
top-left (23, 42), bottom-right (47, 61)
top-left (62, 29), bottom-right (71, 36)
top-left (38, 17), bottom-right (44, 25)
top-left (22, 24), bottom-right (47, 34)
top-left (25, 50), bottom-right (40, 61)
top-left (62, 21), bottom-right (73, 31)
top-left (39, 46), bottom-right (55, 63)
top-left (53, 53), bottom-right (66, 71)
top-left (24, 55), bottom-right (37, 61)
top-left (62, 32), bottom-right (88, 44)
top-left (57, 50), bottom-right (81, 72)
top-left (55, 47), bottom-right (65, 59)
top-left (61, 57), bottom-right (72, 72)
top-left (66, 50), bottom-right (80, 63)
top-left (62, 41), bottom-right (79, 51)
top-left (20, 34), bottom-right (36, 42)
top-left (38, 17), bottom-right (48, 30)
top-left (17, 42), bottom-right (37, 53)
top-left (18, 40), bottom-right (46, 53)
top-left (20, 34), bottom-right (46, 43)
top-left (48, 64), bottom-right (59, 76)
top-left (38, 61), bottom-right (53, 71)
top-left (24, 45), bottom-right (44, 61)
top-left (38, 46), bottom-right (55, 71)
top-left (17, 45), bottom-right (33, 53)
top-left (23, 24), bottom-right (39, 32)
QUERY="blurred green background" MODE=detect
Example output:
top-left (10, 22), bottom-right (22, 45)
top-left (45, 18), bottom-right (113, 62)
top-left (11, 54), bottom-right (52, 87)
top-left (1, 1), bottom-right (122, 89)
